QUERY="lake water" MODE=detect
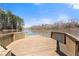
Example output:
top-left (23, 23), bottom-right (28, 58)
top-left (23, 28), bottom-right (79, 38)
top-left (23, 29), bottom-right (51, 37)
top-left (23, 29), bottom-right (38, 35)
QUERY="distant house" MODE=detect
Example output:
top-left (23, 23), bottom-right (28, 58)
top-left (51, 31), bottom-right (79, 56)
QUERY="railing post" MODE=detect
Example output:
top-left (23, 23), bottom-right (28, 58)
top-left (51, 32), bottom-right (53, 38)
top-left (75, 41), bottom-right (78, 56)
top-left (12, 32), bottom-right (15, 41)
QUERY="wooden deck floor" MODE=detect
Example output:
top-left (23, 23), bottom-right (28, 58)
top-left (7, 35), bottom-right (59, 56)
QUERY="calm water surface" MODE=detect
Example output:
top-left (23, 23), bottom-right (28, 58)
top-left (23, 29), bottom-right (51, 37)
top-left (23, 29), bottom-right (38, 35)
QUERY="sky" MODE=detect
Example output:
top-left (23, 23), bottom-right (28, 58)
top-left (0, 3), bottom-right (79, 27)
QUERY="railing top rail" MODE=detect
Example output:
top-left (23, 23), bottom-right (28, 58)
top-left (0, 32), bottom-right (25, 37)
top-left (52, 31), bottom-right (79, 42)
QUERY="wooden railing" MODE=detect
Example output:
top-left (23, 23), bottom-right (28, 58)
top-left (51, 32), bottom-right (78, 56)
top-left (0, 32), bottom-right (25, 56)
top-left (0, 45), bottom-right (11, 56)
top-left (0, 32), bottom-right (25, 49)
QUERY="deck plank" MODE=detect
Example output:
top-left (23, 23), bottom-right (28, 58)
top-left (7, 35), bottom-right (59, 56)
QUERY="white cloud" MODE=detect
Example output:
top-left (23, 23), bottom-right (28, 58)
top-left (33, 3), bottom-right (45, 6)
top-left (57, 15), bottom-right (70, 23)
top-left (41, 18), bottom-right (53, 24)
top-left (33, 3), bottom-right (41, 5)
top-left (32, 18), bottom-right (53, 25)
top-left (23, 24), bottom-right (32, 28)
top-left (24, 18), bottom-right (53, 27)
top-left (69, 3), bottom-right (79, 9)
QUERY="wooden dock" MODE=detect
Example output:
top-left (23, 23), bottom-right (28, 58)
top-left (7, 35), bottom-right (59, 56)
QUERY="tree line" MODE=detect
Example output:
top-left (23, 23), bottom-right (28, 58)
top-left (0, 9), bottom-right (24, 31)
top-left (52, 19), bottom-right (79, 29)
top-left (31, 19), bottom-right (79, 30)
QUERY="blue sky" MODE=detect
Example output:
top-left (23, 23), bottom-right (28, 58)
top-left (0, 3), bottom-right (79, 27)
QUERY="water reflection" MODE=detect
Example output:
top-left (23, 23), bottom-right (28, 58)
top-left (23, 29), bottom-right (38, 35)
top-left (23, 29), bottom-right (51, 37)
